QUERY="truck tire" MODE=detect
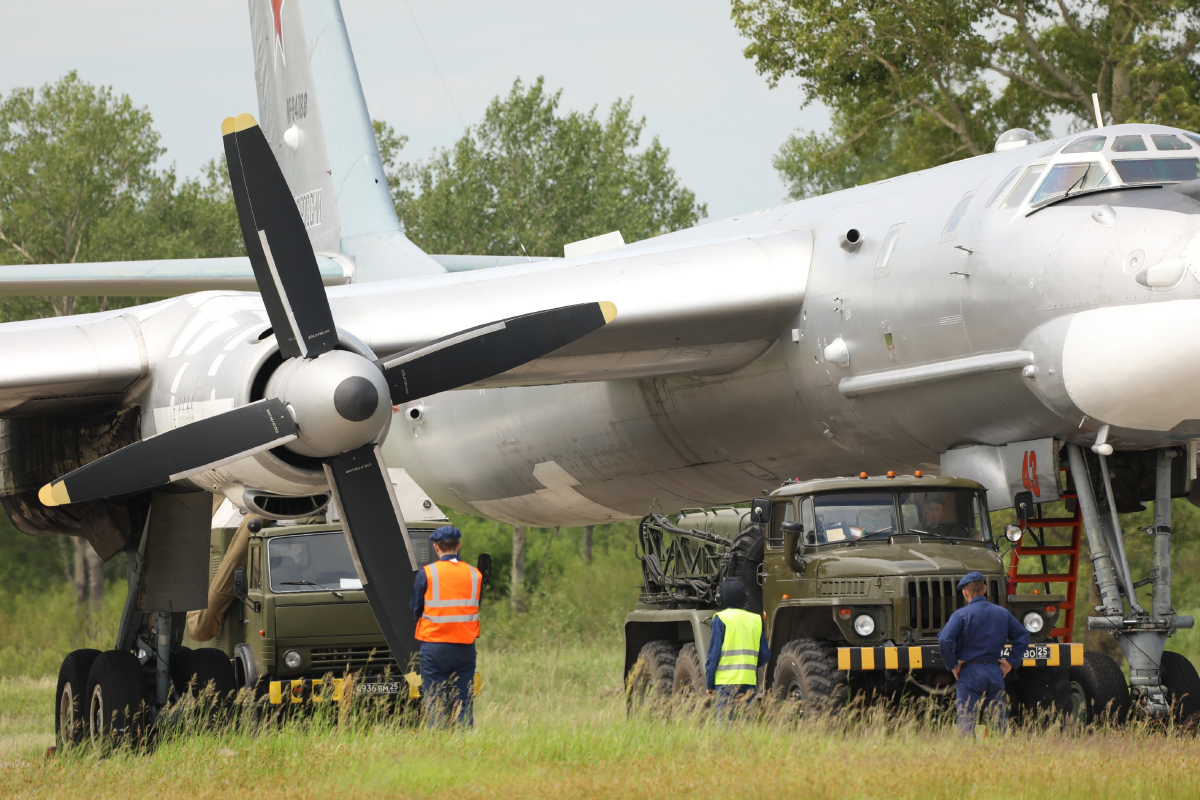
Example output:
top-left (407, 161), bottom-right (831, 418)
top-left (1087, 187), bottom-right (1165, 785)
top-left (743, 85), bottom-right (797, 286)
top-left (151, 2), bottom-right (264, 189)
top-left (673, 643), bottom-right (705, 700)
top-left (55, 649), bottom-right (101, 747)
top-left (729, 530), bottom-right (765, 613)
top-left (1069, 651), bottom-right (1130, 724)
top-left (1012, 665), bottom-right (1071, 722)
top-left (772, 639), bottom-right (846, 713)
top-left (171, 647), bottom-right (238, 704)
top-left (1160, 651), bottom-right (1200, 726)
top-left (86, 650), bottom-right (149, 746)
top-left (626, 640), bottom-right (680, 713)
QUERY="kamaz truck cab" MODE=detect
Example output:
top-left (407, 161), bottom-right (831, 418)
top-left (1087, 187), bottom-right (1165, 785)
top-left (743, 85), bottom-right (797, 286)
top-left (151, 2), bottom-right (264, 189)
top-left (625, 474), bottom-right (1076, 714)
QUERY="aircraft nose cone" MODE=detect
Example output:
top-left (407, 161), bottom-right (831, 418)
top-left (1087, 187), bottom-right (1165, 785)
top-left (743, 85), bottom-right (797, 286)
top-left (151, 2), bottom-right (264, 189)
top-left (334, 376), bottom-right (379, 422)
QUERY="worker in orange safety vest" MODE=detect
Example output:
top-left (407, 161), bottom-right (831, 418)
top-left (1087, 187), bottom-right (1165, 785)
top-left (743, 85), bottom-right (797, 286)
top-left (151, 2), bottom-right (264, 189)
top-left (411, 525), bottom-right (481, 726)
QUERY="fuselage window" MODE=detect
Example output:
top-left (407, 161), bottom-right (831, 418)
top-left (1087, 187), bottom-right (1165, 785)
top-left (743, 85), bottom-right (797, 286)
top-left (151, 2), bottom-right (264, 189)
top-left (1152, 134), bottom-right (1192, 151)
top-left (874, 223), bottom-right (905, 277)
top-left (1112, 135), bottom-right (1148, 152)
top-left (1112, 157), bottom-right (1200, 184)
top-left (984, 167), bottom-right (1021, 207)
top-left (941, 194), bottom-right (974, 238)
top-left (1030, 162), bottom-right (1111, 205)
top-left (1061, 135), bottom-right (1106, 154)
top-left (999, 165), bottom-right (1045, 209)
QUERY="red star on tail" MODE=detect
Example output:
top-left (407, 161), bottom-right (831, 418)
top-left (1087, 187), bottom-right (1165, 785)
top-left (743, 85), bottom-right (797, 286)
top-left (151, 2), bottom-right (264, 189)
top-left (271, 0), bottom-right (286, 67)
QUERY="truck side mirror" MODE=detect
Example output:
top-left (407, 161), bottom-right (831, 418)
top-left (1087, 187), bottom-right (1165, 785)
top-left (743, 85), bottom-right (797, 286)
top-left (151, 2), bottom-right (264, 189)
top-left (781, 521), bottom-right (805, 574)
top-left (751, 498), bottom-right (772, 527)
top-left (477, 553), bottom-right (492, 588)
top-left (233, 567), bottom-right (248, 599)
top-left (1013, 490), bottom-right (1034, 530)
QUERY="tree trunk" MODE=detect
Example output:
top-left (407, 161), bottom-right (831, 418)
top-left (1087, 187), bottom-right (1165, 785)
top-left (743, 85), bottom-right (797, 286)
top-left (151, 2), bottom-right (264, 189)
top-left (86, 545), bottom-right (104, 607)
top-left (583, 525), bottom-right (593, 565)
top-left (511, 525), bottom-right (526, 613)
top-left (73, 537), bottom-right (87, 606)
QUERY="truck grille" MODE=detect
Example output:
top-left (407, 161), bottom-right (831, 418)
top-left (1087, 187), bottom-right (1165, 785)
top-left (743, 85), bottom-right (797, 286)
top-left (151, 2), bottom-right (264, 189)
top-left (907, 576), bottom-right (1001, 638)
top-left (310, 646), bottom-right (399, 675)
top-left (820, 580), bottom-right (868, 596)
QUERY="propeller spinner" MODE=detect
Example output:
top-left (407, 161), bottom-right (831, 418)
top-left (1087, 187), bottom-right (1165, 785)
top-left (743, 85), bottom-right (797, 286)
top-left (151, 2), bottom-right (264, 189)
top-left (38, 113), bottom-right (616, 663)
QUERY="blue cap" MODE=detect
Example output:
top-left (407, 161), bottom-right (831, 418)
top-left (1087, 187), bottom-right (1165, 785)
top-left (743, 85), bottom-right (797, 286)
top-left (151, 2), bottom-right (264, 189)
top-left (429, 525), bottom-right (462, 543)
top-left (957, 571), bottom-right (985, 589)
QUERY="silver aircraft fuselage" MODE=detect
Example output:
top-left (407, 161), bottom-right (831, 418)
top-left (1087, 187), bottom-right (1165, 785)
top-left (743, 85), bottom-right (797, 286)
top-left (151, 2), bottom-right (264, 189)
top-left (386, 123), bottom-right (1200, 526)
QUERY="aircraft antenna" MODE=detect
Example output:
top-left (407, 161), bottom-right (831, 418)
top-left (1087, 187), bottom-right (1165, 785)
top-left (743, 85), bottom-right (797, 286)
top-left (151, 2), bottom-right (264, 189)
top-left (403, 1), bottom-right (533, 263)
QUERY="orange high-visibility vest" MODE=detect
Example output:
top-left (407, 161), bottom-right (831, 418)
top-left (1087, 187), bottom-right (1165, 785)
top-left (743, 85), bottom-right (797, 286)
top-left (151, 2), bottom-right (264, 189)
top-left (414, 559), bottom-right (481, 644)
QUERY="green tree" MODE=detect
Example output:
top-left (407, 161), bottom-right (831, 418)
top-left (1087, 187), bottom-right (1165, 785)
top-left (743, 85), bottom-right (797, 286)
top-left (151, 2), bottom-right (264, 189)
top-left (732, 0), bottom-right (1200, 198)
top-left (376, 77), bottom-right (706, 257)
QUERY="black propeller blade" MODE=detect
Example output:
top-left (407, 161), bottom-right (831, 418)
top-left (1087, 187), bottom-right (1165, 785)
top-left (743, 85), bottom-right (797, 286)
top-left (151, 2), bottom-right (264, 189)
top-left (39, 399), bottom-right (297, 507)
top-left (380, 301), bottom-right (617, 404)
top-left (222, 113), bottom-right (337, 360)
top-left (324, 444), bottom-right (419, 663)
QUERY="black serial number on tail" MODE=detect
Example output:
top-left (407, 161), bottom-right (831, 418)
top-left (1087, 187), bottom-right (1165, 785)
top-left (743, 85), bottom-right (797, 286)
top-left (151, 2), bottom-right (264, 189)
top-left (287, 92), bottom-right (308, 125)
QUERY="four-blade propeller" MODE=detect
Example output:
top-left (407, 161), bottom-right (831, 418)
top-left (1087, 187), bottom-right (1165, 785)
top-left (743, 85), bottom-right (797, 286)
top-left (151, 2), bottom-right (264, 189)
top-left (38, 113), bottom-right (616, 664)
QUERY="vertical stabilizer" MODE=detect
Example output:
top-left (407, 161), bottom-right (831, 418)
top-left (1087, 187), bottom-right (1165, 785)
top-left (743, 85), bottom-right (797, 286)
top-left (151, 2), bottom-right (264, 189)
top-left (247, 0), bottom-right (445, 280)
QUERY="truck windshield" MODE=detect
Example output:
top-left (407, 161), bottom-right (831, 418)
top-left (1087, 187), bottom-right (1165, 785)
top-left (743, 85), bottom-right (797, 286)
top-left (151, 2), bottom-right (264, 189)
top-left (900, 490), bottom-right (990, 542)
top-left (811, 492), bottom-right (898, 543)
top-left (268, 532), bottom-right (360, 592)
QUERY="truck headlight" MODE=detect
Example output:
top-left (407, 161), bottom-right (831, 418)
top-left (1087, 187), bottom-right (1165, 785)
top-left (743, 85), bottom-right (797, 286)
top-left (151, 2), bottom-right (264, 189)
top-left (284, 649), bottom-right (303, 669)
top-left (1022, 612), bottom-right (1044, 633)
top-left (853, 614), bottom-right (876, 636)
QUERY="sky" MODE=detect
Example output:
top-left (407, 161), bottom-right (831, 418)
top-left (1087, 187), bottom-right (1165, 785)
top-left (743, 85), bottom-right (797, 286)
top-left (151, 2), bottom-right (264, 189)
top-left (0, 0), bottom-right (827, 223)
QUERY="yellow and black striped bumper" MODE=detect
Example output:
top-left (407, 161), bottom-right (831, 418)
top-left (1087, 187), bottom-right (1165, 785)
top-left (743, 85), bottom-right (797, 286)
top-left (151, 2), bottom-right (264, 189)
top-left (837, 643), bottom-right (1084, 671)
top-left (267, 672), bottom-right (483, 704)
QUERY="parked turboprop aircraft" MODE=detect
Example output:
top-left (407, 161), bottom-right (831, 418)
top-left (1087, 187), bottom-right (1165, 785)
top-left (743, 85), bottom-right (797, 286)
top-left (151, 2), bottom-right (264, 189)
top-left (4, 0), bottom-right (1199, 717)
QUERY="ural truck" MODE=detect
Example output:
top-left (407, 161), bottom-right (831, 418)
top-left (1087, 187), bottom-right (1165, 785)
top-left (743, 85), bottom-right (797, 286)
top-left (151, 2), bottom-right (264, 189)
top-left (625, 474), bottom-right (1085, 716)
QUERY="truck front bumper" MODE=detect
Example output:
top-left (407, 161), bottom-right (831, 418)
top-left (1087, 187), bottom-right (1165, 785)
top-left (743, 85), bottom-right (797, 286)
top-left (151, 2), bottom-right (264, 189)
top-left (837, 643), bottom-right (1084, 671)
top-left (268, 672), bottom-right (483, 704)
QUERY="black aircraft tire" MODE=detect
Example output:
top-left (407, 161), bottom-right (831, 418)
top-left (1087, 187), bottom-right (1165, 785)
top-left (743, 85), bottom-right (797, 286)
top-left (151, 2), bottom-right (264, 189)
top-left (626, 641), bottom-right (680, 714)
top-left (1160, 651), bottom-right (1200, 726)
top-left (673, 643), bottom-right (706, 701)
top-left (1069, 651), bottom-right (1130, 724)
top-left (730, 532), bottom-right (765, 614)
top-left (171, 647), bottom-right (238, 704)
top-left (772, 639), bottom-right (846, 713)
top-left (86, 650), bottom-right (149, 746)
top-left (55, 649), bottom-right (101, 747)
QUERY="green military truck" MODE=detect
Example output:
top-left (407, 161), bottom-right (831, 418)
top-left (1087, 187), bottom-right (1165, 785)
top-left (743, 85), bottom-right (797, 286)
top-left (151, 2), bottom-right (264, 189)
top-left (625, 474), bottom-right (1096, 717)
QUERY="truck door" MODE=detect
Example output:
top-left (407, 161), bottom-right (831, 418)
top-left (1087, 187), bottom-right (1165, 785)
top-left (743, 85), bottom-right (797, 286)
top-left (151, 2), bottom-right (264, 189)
top-left (763, 499), bottom-right (800, 627)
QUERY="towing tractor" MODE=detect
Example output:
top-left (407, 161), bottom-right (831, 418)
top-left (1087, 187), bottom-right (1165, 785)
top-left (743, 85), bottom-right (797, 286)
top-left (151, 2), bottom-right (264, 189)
top-left (625, 474), bottom-right (1086, 716)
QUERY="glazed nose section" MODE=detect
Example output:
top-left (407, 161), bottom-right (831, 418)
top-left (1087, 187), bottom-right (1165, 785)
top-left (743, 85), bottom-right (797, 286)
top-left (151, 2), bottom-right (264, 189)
top-left (1062, 299), bottom-right (1200, 431)
top-left (334, 376), bottom-right (379, 422)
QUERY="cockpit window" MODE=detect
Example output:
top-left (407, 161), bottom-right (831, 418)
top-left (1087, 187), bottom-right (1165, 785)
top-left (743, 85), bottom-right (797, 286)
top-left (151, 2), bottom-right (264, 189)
top-left (1112, 158), bottom-right (1200, 184)
top-left (1152, 134), bottom-right (1192, 151)
top-left (1030, 162), bottom-right (1111, 205)
top-left (1112, 135), bottom-right (1148, 152)
top-left (1061, 136), bottom-right (1106, 154)
top-left (999, 165), bottom-right (1045, 209)
top-left (984, 167), bottom-right (1021, 208)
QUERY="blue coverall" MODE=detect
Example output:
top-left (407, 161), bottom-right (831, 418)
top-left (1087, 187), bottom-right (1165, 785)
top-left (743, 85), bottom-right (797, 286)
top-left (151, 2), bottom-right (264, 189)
top-left (411, 554), bottom-right (476, 727)
top-left (938, 595), bottom-right (1030, 735)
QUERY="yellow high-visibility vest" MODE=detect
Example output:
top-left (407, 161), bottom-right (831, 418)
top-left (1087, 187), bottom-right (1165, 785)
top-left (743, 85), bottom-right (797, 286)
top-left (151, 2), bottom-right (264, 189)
top-left (714, 608), bottom-right (762, 686)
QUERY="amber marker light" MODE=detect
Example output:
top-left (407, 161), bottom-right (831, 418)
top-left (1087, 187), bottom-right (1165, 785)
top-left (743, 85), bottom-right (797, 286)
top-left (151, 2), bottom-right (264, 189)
top-left (838, 607), bottom-right (853, 620)
top-left (859, 472), bottom-right (869, 480)
top-left (915, 470), bottom-right (924, 478)
top-left (260, 630), bottom-right (266, 637)
top-left (1045, 605), bottom-right (1058, 616)
top-left (782, 594), bottom-right (790, 600)
top-left (887, 471), bottom-right (896, 479)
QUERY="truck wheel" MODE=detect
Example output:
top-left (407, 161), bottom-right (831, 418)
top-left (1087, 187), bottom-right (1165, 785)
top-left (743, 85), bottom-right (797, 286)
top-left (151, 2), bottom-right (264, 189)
top-left (86, 650), bottom-right (149, 747)
top-left (1160, 651), bottom-right (1200, 726)
top-left (729, 531), bottom-right (765, 614)
top-left (626, 641), bottom-right (680, 713)
top-left (55, 649), bottom-right (101, 747)
top-left (673, 643), bottom-right (705, 700)
top-left (1013, 666), bottom-right (1071, 722)
top-left (772, 639), bottom-right (846, 713)
top-left (171, 647), bottom-right (238, 704)
top-left (1069, 651), bottom-right (1130, 724)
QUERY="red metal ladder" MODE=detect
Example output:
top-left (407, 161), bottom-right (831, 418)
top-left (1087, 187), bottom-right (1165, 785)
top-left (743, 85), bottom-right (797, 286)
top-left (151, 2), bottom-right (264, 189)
top-left (1005, 486), bottom-right (1082, 642)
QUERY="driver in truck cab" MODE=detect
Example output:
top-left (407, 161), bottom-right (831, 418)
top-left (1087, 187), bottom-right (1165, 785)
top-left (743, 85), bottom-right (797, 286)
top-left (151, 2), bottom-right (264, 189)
top-left (705, 578), bottom-right (771, 718)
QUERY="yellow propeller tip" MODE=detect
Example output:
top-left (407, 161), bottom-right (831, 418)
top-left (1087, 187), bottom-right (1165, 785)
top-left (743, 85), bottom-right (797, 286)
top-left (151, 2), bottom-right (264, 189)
top-left (599, 301), bottom-right (618, 324)
top-left (38, 482), bottom-right (69, 507)
top-left (221, 113), bottom-right (258, 135)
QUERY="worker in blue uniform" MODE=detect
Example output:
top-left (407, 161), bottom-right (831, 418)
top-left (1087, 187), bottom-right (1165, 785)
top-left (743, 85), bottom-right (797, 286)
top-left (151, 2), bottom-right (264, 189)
top-left (705, 578), bottom-right (771, 719)
top-left (938, 571), bottom-right (1030, 736)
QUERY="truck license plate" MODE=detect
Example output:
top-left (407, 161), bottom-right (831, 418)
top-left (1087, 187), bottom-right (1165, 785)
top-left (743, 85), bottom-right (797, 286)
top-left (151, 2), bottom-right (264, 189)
top-left (355, 681), bottom-right (402, 695)
top-left (1000, 644), bottom-right (1050, 660)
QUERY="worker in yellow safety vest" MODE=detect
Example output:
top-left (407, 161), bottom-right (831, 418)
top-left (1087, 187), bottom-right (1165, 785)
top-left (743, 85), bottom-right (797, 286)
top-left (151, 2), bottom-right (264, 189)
top-left (705, 578), bottom-right (771, 718)
top-left (411, 525), bottom-right (481, 727)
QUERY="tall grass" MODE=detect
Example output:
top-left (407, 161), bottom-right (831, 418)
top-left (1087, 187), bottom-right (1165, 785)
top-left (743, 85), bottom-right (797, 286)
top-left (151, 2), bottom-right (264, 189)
top-left (0, 583), bottom-right (124, 679)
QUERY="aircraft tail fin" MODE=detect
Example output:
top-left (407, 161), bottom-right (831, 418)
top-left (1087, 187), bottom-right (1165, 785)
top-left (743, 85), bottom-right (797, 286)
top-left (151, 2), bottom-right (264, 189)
top-left (247, 0), bottom-right (444, 280)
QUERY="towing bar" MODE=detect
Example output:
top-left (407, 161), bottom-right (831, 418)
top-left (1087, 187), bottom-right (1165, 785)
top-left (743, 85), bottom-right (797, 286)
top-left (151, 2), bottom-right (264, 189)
top-left (837, 642), bottom-right (1084, 671)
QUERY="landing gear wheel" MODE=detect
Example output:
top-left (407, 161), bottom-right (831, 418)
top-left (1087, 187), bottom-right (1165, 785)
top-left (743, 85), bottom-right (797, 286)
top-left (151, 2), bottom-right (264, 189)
top-left (772, 639), bottom-right (846, 713)
top-left (86, 650), bottom-right (149, 747)
top-left (673, 643), bottom-right (705, 702)
top-left (1069, 651), bottom-right (1130, 724)
top-left (728, 529), bottom-right (765, 613)
top-left (55, 649), bottom-right (101, 747)
top-left (171, 647), bottom-right (238, 704)
top-left (626, 640), bottom-right (680, 714)
top-left (1159, 651), bottom-right (1200, 726)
